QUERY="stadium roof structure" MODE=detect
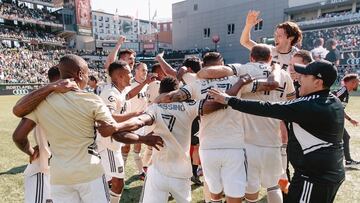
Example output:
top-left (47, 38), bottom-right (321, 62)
top-left (285, 0), bottom-right (360, 14)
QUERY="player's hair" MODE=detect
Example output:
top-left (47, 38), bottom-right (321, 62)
top-left (183, 57), bottom-right (202, 73)
top-left (119, 49), bottom-right (136, 58)
top-left (159, 76), bottom-right (179, 94)
top-left (151, 63), bottom-right (161, 73)
top-left (293, 50), bottom-right (313, 64)
top-left (343, 73), bottom-right (359, 83)
top-left (134, 62), bottom-right (146, 70)
top-left (250, 44), bottom-right (271, 62)
top-left (314, 38), bottom-right (324, 47)
top-left (108, 60), bottom-right (128, 77)
top-left (203, 52), bottom-right (223, 67)
top-left (276, 21), bottom-right (302, 46)
top-left (89, 75), bottom-right (98, 83)
top-left (48, 66), bottom-right (60, 82)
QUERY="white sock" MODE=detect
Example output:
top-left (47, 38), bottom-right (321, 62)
top-left (133, 152), bottom-right (143, 174)
top-left (122, 153), bottom-right (128, 167)
top-left (281, 144), bottom-right (288, 179)
top-left (267, 188), bottom-right (283, 203)
top-left (110, 190), bottom-right (121, 203)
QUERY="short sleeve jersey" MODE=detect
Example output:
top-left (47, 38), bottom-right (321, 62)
top-left (128, 79), bottom-right (148, 113)
top-left (181, 76), bottom-right (253, 149)
top-left (232, 62), bottom-right (296, 147)
top-left (146, 101), bottom-right (200, 178)
top-left (332, 86), bottom-right (349, 109)
top-left (270, 45), bottom-right (298, 71)
top-left (146, 80), bottom-right (161, 104)
top-left (98, 83), bottom-right (128, 152)
top-left (25, 91), bottom-right (115, 185)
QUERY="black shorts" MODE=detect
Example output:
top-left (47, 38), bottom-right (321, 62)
top-left (191, 135), bottom-right (199, 145)
top-left (285, 174), bottom-right (343, 203)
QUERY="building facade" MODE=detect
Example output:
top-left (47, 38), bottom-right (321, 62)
top-left (172, 0), bottom-right (289, 63)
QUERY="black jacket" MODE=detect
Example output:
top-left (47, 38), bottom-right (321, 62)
top-left (228, 89), bottom-right (345, 184)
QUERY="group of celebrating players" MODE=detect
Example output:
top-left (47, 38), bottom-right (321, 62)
top-left (11, 10), bottom-right (359, 203)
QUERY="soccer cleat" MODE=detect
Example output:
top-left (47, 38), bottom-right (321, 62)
top-left (345, 160), bottom-right (360, 166)
top-left (191, 176), bottom-right (202, 185)
top-left (278, 179), bottom-right (289, 194)
top-left (138, 172), bottom-right (146, 181)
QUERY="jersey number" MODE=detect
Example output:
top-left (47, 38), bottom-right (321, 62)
top-left (161, 114), bottom-right (176, 132)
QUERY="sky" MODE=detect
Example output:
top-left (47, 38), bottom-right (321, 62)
top-left (91, 0), bottom-right (184, 21)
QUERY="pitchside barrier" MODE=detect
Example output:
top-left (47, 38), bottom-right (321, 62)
top-left (0, 83), bottom-right (45, 96)
top-left (0, 83), bottom-right (359, 96)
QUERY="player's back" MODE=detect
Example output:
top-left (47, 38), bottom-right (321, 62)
top-left (240, 62), bottom-right (294, 147)
top-left (146, 101), bottom-right (199, 178)
top-left (182, 76), bottom-right (250, 150)
top-left (25, 91), bottom-right (114, 185)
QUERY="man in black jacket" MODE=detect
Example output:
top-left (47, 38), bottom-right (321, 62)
top-left (207, 60), bottom-right (345, 203)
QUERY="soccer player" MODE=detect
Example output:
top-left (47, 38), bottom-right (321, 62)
top-left (240, 10), bottom-right (302, 71)
top-left (22, 66), bottom-right (60, 203)
top-left (332, 73), bottom-right (359, 166)
top-left (122, 62), bottom-right (149, 180)
top-left (12, 55), bottom-right (163, 203)
top-left (98, 60), bottom-right (147, 203)
top-left (208, 60), bottom-right (345, 203)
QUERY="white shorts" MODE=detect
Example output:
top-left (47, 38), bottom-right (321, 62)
top-left (51, 175), bottom-right (110, 203)
top-left (199, 149), bottom-right (247, 198)
top-left (25, 172), bottom-right (51, 203)
top-left (245, 143), bottom-right (283, 194)
top-left (140, 166), bottom-right (191, 203)
top-left (100, 149), bottom-right (125, 181)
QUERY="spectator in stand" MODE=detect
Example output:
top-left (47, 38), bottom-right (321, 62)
top-left (325, 39), bottom-right (341, 67)
top-left (311, 38), bottom-right (329, 60)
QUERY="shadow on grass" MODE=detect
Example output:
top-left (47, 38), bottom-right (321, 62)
top-left (0, 164), bottom-right (26, 175)
top-left (121, 185), bottom-right (143, 203)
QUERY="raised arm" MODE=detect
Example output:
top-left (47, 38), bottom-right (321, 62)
top-left (155, 52), bottom-right (177, 77)
top-left (13, 79), bottom-right (78, 117)
top-left (104, 36), bottom-right (126, 71)
top-left (240, 10), bottom-right (262, 50)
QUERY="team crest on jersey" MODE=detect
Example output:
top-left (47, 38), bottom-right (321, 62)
top-left (118, 166), bottom-right (124, 173)
top-left (108, 96), bottom-right (115, 102)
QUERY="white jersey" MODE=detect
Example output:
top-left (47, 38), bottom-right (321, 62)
top-left (182, 73), bottom-right (198, 85)
top-left (145, 101), bottom-right (200, 178)
top-left (24, 125), bottom-right (51, 176)
top-left (146, 80), bottom-right (160, 104)
top-left (232, 62), bottom-right (295, 147)
top-left (270, 45), bottom-right (298, 71)
top-left (181, 76), bottom-right (253, 150)
top-left (97, 83), bottom-right (128, 152)
top-left (128, 79), bottom-right (148, 113)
